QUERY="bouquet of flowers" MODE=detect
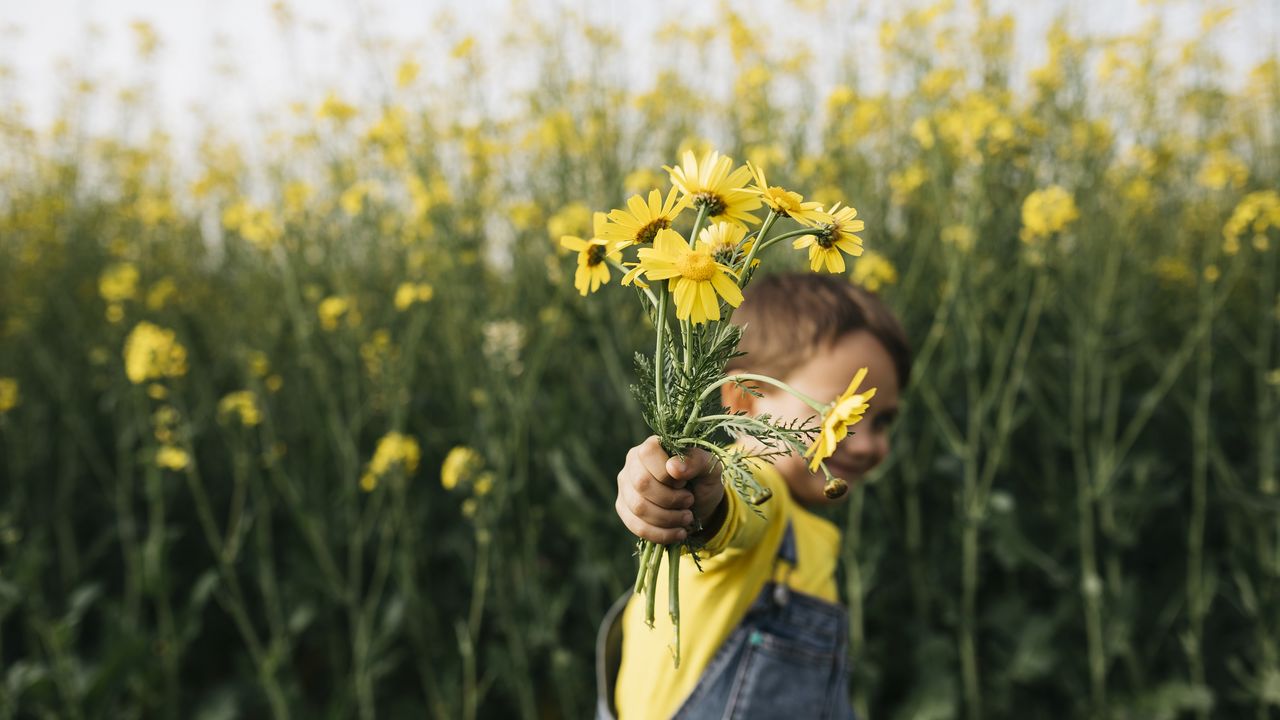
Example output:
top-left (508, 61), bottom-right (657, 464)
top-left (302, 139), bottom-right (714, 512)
top-left (561, 149), bottom-right (876, 666)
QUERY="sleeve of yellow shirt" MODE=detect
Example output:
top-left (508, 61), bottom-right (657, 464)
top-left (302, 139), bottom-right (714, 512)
top-left (692, 462), bottom-right (788, 559)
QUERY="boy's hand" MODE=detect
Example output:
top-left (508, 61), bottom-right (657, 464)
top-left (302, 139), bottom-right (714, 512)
top-left (616, 436), bottom-right (724, 544)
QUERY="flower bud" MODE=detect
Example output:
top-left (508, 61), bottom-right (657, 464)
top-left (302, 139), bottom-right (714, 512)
top-left (824, 477), bottom-right (849, 499)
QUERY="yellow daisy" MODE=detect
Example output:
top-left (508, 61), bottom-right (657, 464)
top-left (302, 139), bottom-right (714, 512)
top-left (794, 203), bottom-right (866, 273)
top-left (805, 367), bottom-right (877, 471)
top-left (697, 221), bottom-right (748, 262)
top-left (599, 187), bottom-right (689, 249)
top-left (560, 212), bottom-right (621, 296)
top-left (635, 228), bottom-right (744, 324)
top-left (745, 162), bottom-right (825, 223)
top-left (664, 150), bottom-right (763, 228)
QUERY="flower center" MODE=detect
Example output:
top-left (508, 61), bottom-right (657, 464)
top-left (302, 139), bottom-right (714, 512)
top-left (677, 251), bottom-right (717, 281)
top-left (815, 223), bottom-right (838, 249)
top-left (586, 244), bottom-right (606, 266)
top-left (693, 192), bottom-right (727, 217)
top-left (766, 188), bottom-right (800, 216)
top-left (635, 218), bottom-right (670, 244)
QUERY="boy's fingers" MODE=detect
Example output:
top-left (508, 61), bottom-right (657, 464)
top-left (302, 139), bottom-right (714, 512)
top-left (615, 497), bottom-right (688, 544)
top-left (621, 485), bottom-right (694, 528)
top-left (633, 474), bottom-right (695, 510)
top-left (667, 448), bottom-right (718, 483)
top-left (635, 436), bottom-right (684, 488)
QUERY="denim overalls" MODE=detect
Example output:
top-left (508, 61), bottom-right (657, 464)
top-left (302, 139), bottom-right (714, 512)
top-left (595, 522), bottom-right (858, 720)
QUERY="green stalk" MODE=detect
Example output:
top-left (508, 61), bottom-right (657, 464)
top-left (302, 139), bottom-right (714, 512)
top-left (844, 483), bottom-right (867, 719)
top-left (753, 225), bottom-right (819, 254)
top-left (645, 540), bottom-right (662, 628)
top-left (635, 541), bottom-right (654, 594)
top-left (655, 290), bottom-right (667, 418)
top-left (737, 210), bottom-right (778, 287)
top-left (667, 543), bottom-right (681, 667)
top-left (1187, 257), bottom-right (1215, 720)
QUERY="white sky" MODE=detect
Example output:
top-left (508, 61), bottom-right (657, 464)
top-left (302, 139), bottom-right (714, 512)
top-left (1, 0), bottom-right (1275, 150)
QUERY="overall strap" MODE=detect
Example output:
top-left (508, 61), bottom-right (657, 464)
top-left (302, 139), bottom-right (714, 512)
top-left (770, 520), bottom-right (798, 606)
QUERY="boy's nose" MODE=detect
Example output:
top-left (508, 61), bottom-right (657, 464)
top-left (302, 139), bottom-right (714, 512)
top-left (845, 428), bottom-right (877, 461)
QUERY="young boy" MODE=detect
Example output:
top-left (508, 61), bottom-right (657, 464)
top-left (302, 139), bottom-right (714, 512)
top-left (596, 273), bottom-right (912, 720)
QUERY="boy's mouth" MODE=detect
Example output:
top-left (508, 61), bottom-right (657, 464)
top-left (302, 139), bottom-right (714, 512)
top-left (823, 458), bottom-right (865, 481)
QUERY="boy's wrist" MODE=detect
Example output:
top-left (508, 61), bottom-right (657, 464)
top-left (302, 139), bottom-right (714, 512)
top-left (690, 493), bottom-right (728, 541)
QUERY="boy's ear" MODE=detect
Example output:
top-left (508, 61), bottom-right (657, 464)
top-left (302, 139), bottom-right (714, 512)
top-left (720, 381), bottom-right (757, 415)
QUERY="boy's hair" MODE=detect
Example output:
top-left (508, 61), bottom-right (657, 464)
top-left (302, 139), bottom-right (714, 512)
top-left (726, 273), bottom-right (912, 388)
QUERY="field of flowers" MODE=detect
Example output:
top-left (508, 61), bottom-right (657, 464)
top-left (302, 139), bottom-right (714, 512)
top-left (1, 2), bottom-right (1278, 718)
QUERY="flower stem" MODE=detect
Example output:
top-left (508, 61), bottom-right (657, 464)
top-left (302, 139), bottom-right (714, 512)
top-left (757, 226), bottom-right (817, 253)
top-left (738, 210), bottom-right (779, 287)
top-left (654, 291), bottom-right (667, 419)
top-left (667, 543), bottom-right (681, 667)
top-left (695, 373), bottom-right (826, 413)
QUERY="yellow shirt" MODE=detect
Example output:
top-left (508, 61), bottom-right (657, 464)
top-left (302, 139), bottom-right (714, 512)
top-left (614, 461), bottom-right (842, 720)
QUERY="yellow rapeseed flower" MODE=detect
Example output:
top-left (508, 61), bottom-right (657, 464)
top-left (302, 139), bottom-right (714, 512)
top-left (124, 322), bottom-right (189, 385)
top-left (632, 228), bottom-right (744, 324)
top-left (0, 378), bottom-right (19, 415)
top-left (99, 263), bottom-right (140, 303)
top-left (744, 162), bottom-right (824, 223)
top-left (155, 445), bottom-right (190, 471)
top-left (561, 213), bottom-right (621, 296)
top-left (1197, 150), bottom-right (1248, 190)
top-left (851, 251), bottom-right (898, 292)
top-left (316, 92), bottom-right (357, 124)
top-left (598, 187), bottom-right (689, 249)
top-left (217, 391), bottom-right (262, 427)
top-left (442, 446), bottom-right (484, 491)
top-left (395, 282), bottom-right (435, 311)
top-left (805, 367), bottom-right (877, 472)
top-left (1154, 257), bottom-right (1194, 287)
top-left (1224, 191), bottom-right (1280, 245)
top-left (361, 432), bottom-right (421, 492)
top-left (146, 277), bottom-right (179, 310)
top-left (889, 164), bottom-right (927, 205)
top-left (1019, 186), bottom-right (1079, 243)
top-left (794, 203), bottom-right (866, 273)
top-left (547, 202), bottom-right (593, 247)
top-left (318, 296), bottom-right (351, 331)
top-left (396, 58), bottom-right (420, 89)
top-left (941, 224), bottom-right (975, 252)
top-left (665, 150), bottom-right (762, 228)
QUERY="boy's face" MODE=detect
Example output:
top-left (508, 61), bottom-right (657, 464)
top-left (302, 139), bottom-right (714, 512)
top-left (728, 330), bottom-right (901, 507)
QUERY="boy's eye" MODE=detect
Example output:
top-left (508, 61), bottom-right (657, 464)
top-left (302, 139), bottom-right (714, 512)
top-left (873, 411), bottom-right (898, 431)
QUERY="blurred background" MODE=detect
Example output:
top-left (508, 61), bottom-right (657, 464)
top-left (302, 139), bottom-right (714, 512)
top-left (1, 0), bottom-right (1278, 718)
